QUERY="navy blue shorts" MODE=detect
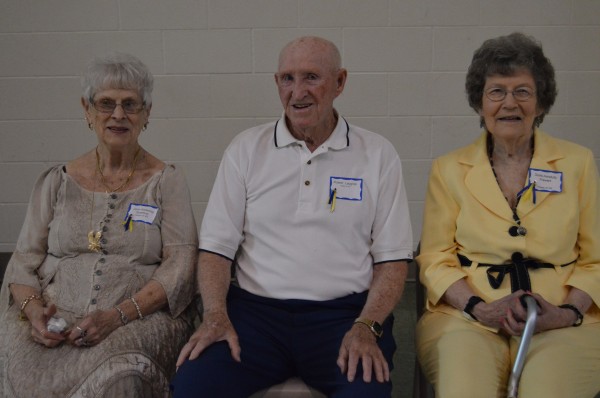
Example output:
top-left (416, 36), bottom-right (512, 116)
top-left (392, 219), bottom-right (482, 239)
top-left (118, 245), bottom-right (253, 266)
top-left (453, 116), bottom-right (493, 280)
top-left (171, 285), bottom-right (396, 397)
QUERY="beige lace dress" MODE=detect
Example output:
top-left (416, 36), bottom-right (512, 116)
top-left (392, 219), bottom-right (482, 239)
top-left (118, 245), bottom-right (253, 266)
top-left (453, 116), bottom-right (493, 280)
top-left (0, 164), bottom-right (198, 397)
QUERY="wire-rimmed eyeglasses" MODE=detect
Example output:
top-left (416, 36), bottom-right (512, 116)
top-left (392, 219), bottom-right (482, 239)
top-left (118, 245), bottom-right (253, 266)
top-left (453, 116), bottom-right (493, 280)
top-left (485, 87), bottom-right (536, 102)
top-left (91, 98), bottom-right (146, 114)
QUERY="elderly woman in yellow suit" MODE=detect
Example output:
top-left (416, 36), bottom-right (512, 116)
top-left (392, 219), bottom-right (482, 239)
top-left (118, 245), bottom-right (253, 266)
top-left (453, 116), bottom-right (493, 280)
top-left (416, 32), bottom-right (600, 398)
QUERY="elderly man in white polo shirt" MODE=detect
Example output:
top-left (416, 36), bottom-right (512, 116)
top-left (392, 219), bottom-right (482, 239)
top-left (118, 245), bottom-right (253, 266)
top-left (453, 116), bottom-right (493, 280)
top-left (172, 36), bottom-right (413, 398)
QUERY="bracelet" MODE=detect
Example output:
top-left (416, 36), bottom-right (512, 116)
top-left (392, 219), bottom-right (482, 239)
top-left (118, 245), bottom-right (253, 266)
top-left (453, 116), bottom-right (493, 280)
top-left (114, 305), bottom-right (129, 326)
top-left (558, 304), bottom-right (583, 327)
top-left (19, 294), bottom-right (44, 321)
top-left (129, 297), bottom-right (144, 320)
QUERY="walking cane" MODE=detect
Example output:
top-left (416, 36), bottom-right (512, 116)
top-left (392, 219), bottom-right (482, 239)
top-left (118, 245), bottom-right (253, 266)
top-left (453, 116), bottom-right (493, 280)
top-left (507, 295), bottom-right (539, 398)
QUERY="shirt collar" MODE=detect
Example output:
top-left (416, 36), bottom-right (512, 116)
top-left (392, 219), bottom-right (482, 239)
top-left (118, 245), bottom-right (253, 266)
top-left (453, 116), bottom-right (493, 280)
top-left (273, 110), bottom-right (350, 150)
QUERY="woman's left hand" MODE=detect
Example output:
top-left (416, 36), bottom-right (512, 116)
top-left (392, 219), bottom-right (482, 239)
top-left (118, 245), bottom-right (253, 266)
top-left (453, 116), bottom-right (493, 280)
top-left (66, 309), bottom-right (121, 347)
top-left (501, 293), bottom-right (576, 335)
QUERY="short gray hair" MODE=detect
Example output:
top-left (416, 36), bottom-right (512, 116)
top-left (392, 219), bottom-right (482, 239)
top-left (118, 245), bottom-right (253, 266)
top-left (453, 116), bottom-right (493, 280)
top-left (82, 52), bottom-right (154, 106)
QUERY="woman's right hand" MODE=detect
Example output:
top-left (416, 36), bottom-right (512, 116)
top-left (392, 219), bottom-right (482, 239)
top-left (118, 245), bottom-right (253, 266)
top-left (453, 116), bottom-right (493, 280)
top-left (442, 279), bottom-right (529, 331)
top-left (472, 290), bottom-right (529, 331)
top-left (28, 303), bottom-right (66, 348)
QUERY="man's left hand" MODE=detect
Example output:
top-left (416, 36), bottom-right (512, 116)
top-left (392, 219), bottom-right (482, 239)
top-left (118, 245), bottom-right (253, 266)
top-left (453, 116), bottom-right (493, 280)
top-left (336, 323), bottom-right (389, 383)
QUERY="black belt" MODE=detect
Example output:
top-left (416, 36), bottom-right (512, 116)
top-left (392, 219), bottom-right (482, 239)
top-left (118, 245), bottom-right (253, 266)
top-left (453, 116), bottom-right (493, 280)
top-left (458, 253), bottom-right (575, 293)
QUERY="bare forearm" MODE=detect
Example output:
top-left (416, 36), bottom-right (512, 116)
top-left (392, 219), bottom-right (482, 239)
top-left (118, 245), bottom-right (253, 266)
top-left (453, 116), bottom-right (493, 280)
top-left (441, 278), bottom-right (475, 311)
top-left (359, 261), bottom-right (408, 323)
top-left (564, 287), bottom-right (593, 315)
top-left (9, 283), bottom-right (41, 304)
top-left (197, 251), bottom-right (232, 315)
top-left (113, 280), bottom-right (168, 322)
top-left (9, 283), bottom-right (45, 320)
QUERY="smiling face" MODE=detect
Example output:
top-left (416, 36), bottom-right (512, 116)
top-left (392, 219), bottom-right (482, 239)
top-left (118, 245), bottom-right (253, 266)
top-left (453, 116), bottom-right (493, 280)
top-left (480, 69), bottom-right (542, 142)
top-left (82, 88), bottom-right (150, 150)
top-left (274, 38), bottom-right (347, 139)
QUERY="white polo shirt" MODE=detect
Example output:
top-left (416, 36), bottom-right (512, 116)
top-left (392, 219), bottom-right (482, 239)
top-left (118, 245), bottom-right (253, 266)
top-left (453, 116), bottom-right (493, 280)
top-left (200, 113), bottom-right (413, 300)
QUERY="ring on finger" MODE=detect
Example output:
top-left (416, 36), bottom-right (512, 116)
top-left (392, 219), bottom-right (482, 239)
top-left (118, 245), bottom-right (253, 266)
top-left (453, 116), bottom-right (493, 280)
top-left (76, 326), bottom-right (87, 338)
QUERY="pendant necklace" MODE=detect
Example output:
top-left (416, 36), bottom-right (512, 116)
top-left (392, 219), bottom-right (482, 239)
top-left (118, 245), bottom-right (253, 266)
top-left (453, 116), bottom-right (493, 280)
top-left (88, 146), bottom-right (142, 253)
top-left (487, 135), bottom-right (534, 238)
top-left (88, 167), bottom-right (103, 253)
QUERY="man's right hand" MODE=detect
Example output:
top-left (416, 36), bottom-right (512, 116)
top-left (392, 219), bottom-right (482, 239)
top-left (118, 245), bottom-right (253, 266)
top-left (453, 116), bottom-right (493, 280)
top-left (176, 310), bottom-right (241, 367)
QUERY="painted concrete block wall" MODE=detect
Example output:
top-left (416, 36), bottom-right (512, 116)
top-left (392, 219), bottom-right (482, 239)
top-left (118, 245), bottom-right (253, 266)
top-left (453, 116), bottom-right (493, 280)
top-left (1, 1), bottom-right (599, 252)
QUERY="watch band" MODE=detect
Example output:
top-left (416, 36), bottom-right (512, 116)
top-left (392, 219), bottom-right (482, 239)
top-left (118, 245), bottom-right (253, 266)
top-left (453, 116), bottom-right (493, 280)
top-left (462, 296), bottom-right (485, 322)
top-left (354, 318), bottom-right (383, 338)
top-left (559, 304), bottom-right (583, 327)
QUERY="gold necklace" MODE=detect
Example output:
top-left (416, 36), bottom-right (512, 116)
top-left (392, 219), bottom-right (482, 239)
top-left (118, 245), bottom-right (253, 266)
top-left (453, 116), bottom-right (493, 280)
top-left (95, 146), bottom-right (142, 193)
top-left (88, 167), bottom-right (102, 253)
top-left (88, 147), bottom-right (142, 253)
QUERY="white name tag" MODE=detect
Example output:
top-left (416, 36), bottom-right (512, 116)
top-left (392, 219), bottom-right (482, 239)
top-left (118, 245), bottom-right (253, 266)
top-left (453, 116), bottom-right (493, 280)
top-left (125, 203), bottom-right (159, 225)
top-left (330, 177), bottom-right (363, 201)
top-left (528, 168), bottom-right (562, 193)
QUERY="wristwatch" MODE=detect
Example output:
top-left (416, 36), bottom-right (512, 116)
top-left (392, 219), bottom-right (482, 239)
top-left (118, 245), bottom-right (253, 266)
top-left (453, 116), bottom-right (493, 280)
top-left (559, 304), bottom-right (583, 327)
top-left (354, 318), bottom-right (383, 338)
top-left (462, 296), bottom-right (485, 322)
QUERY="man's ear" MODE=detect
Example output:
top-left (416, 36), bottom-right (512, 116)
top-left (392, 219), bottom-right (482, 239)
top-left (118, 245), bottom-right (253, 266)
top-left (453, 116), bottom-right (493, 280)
top-left (335, 68), bottom-right (348, 97)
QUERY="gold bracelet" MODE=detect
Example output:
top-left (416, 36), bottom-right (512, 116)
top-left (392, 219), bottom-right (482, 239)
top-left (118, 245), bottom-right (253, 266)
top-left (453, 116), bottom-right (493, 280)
top-left (129, 297), bottom-right (144, 320)
top-left (19, 294), bottom-right (44, 321)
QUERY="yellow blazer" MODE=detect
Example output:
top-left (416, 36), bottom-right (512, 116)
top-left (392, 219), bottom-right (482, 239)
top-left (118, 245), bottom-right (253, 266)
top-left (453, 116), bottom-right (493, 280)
top-left (418, 130), bottom-right (600, 325)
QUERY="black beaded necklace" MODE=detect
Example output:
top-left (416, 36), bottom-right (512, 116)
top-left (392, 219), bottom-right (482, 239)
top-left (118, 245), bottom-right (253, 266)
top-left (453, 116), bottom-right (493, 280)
top-left (487, 134), bottom-right (534, 237)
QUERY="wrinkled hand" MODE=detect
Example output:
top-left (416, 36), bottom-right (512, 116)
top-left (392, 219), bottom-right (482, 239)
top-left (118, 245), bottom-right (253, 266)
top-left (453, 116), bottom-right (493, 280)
top-left (30, 303), bottom-right (65, 348)
top-left (502, 293), bottom-right (574, 335)
top-left (473, 290), bottom-right (529, 331)
top-left (176, 311), bottom-right (240, 368)
top-left (66, 309), bottom-right (120, 347)
top-left (337, 324), bottom-right (389, 383)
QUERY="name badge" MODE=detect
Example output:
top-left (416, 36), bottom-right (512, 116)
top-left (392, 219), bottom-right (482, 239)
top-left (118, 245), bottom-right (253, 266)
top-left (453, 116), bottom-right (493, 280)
top-left (528, 168), bottom-right (562, 193)
top-left (330, 177), bottom-right (363, 201)
top-left (124, 203), bottom-right (159, 225)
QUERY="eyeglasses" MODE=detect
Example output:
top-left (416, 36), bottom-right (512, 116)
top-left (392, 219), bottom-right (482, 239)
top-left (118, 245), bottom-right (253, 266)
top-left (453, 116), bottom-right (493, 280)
top-left (485, 87), bottom-right (536, 102)
top-left (91, 98), bottom-right (145, 114)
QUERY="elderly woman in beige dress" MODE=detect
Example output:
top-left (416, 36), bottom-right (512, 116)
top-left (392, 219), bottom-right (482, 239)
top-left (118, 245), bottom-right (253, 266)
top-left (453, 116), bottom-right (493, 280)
top-left (0, 53), bottom-right (198, 397)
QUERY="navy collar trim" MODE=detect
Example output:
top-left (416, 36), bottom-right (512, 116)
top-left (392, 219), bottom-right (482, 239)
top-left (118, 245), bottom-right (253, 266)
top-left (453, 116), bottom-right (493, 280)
top-left (273, 117), bottom-right (350, 148)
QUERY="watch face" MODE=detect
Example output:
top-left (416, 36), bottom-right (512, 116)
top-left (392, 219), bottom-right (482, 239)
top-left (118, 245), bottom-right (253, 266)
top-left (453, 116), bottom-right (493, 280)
top-left (355, 318), bottom-right (383, 338)
top-left (372, 322), bottom-right (383, 336)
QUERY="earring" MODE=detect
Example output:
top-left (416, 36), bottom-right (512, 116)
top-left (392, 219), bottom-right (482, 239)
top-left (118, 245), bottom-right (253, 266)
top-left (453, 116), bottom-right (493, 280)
top-left (85, 118), bottom-right (93, 131)
top-left (143, 122), bottom-right (149, 131)
top-left (479, 117), bottom-right (485, 129)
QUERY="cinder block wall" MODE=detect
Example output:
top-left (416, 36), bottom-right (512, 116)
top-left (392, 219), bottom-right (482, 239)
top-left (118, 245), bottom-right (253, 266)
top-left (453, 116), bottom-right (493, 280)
top-left (1, 1), bottom-right (599, 252)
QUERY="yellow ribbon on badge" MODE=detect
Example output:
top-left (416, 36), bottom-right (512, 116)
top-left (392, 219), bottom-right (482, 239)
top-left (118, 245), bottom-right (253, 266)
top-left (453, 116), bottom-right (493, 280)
top-left (518, 181), bottom-right (536, 204)
top-left (329, 188), bottom-right (337, 213)
top-left (123, 214), bottom-right (134, 231)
